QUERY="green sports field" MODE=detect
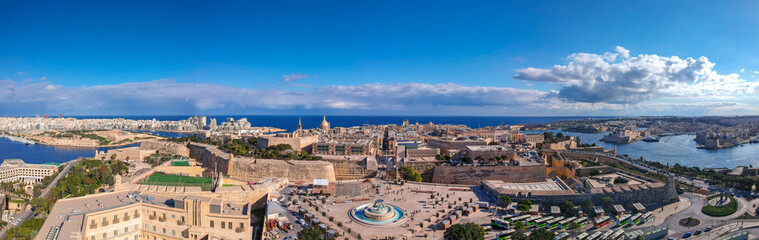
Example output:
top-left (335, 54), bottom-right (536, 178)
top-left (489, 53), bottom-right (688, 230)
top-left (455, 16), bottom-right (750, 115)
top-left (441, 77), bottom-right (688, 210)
top-left (139, 173), bottom-right (212, 190)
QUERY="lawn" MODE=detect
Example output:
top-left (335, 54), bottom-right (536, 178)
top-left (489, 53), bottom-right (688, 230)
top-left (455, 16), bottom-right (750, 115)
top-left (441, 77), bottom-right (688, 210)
top-left (171, 161), bottom-right (190, 166)
top-left (139, 173), bottom-right (213, 190)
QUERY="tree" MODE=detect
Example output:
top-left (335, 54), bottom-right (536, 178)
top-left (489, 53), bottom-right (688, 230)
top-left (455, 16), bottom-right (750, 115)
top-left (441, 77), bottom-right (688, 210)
top-left (513, 221), bottom-right (526, 232)
top-left (560, 200), bottom-right (579, 217)
top-left (30, 198), bottom-right (48, 214)
top-left (581, 200), bottom-right (594, 216)
top-left (517, 203), bottom-right (530, 212)
top-left (530, 228), bottom-right (557, 240)
top-left (602, 197), bottom-right (615, 211)
top-left (297, 226), bottom-right (323, 240)
top-left (444, 223), bottom-right (485, 240)
top-left (500, 195), bottom-right (512, 207)
top-left (399, 166), bottom-right (422, 182)
top-left (567, 222), bottom-right (581, 236)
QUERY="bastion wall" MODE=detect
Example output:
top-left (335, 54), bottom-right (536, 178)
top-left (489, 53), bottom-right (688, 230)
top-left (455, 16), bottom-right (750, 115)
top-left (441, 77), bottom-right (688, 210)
top-left (431, 164), bottom-right (547, 185)
top-left (188, 143), bottom-right (336, 182)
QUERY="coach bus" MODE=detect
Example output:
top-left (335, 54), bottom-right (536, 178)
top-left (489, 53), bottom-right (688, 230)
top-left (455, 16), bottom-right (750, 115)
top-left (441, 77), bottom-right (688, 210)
top-left (617, 215), bottom-right (630, 227)
top-left (535, 216), bottom-right (553, 228)
top-left (558, 216), bottom-right (576, 228)
top-left (496, 229), bottom-right (516, 240)
top-left (642, 212), bottom-right (652, 223)
top-left (548, 217), bottom-right (563, 229)
top-left (574, 232), bottom-right (589, 240)
top-left (574, 216), bottom-right (587, 227)
top-left (594, 216), bottom-right (611, 228)
top-left (630, 213), bottom-right (642, 225)
top-left (491, 218), bottom-right (509, 229)
top-left (525, 216), bottom-right (542, 226)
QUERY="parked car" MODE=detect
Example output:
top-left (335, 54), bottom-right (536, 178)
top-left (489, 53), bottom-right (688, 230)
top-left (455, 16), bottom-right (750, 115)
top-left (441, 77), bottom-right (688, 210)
top-left (695, 230), bottom-right (701, 235)
top-left (704, 226), bottom-right (712, 232)
top-left (683, 232), bottom-right (692, 238)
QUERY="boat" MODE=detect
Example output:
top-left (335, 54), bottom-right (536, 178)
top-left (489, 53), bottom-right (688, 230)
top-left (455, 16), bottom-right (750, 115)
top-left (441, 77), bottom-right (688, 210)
top-left (641, 136), bottom-right (660, 142)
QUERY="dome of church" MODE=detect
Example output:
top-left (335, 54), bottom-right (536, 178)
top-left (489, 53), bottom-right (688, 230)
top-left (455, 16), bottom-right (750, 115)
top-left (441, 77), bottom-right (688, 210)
top-left (320, 115), bottom-right (330, 130)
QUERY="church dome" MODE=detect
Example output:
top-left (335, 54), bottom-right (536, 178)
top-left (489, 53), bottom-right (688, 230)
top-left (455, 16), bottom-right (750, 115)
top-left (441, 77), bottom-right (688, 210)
top-left (320, 115), bottom-right (330, 130)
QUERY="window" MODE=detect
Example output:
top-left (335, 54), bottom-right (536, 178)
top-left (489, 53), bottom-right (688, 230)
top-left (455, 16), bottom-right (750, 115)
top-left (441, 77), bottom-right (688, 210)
top-left (102, 217), bottom-right (107, 223)
top-left (103, 233), bottom-right (107, 239)
top-left (162, 228), bottom-right (166, 234)
top-left (152, 226), bottom-right (156, 231)
top-left (221, 222), bottom-right (225, 228)
top-left (124, 212), bottom-right (128, 218)
top-left (171, 214), bottom-right (175, 218)
top-left (171, 230), bottom-right (175, 236)
top-left (91, 220), bottom-right (95, 226)
top-left (239, 223), bottom-right (244, 229)
top-left (114, 230), bottom-right (118, 236)
top-left (91, 236), bottom-right (95, 240)
top-left (228, 222), bottom-right (232, 229)
top-left (180, 216), bottom-right (185, 222)
top-left (114, 215), bottom-right (118, 221)
top-left (210, 221), bottom-right (214, 228)
top-left (124, 227), bottom-right (128, 233)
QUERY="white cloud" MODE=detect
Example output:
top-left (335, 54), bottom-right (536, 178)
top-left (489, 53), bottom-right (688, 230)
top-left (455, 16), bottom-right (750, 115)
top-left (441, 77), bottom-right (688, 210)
top-left (615, 46), bottom-right (630, 59)
top-left (514, 47), bottom-right (759, 104)
top-left (0, 80), bottom-right (551, 115)
top-left (740, 68), bottom-right (745, 72)
top-left (282, 74), bottom-right (316, 82)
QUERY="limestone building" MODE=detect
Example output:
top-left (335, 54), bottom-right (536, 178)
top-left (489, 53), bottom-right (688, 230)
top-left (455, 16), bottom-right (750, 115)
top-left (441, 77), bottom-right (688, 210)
top-left (256, 133), bottom-right (318, 152)
top-left (36, 190), bottom-right (252, 240)
top-left (0, 159), bottom-right (58, 184)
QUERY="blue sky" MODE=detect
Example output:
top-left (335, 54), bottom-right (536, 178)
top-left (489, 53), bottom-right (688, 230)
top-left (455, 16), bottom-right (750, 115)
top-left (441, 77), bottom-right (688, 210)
top-left (1, 1), bottom-right (758, 116)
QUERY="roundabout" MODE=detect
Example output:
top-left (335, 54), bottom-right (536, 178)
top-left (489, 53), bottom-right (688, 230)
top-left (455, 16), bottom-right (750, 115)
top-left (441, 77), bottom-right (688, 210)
top-left (702, 194), bottom-right (738, 217)
top-left (349, 199), bottom-right (408, 227)
top-left (678, 217), bottom-right (701, 227)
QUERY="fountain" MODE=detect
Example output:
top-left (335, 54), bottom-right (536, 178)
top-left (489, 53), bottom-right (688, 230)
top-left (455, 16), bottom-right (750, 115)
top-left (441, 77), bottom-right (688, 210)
top-left (349, 199), bottom-right (407, 227)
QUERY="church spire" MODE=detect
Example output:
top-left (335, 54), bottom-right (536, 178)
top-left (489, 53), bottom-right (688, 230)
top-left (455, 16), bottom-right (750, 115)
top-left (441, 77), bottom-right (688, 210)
top-left (298, 117), bottom-right (302, 130)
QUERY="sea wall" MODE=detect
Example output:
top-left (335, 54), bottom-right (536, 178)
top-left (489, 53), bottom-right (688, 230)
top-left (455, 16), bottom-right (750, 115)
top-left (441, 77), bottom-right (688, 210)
top-left (188, 143), bottom-right (336, 182)
top-left (431, 164), bottom-right (547, 185)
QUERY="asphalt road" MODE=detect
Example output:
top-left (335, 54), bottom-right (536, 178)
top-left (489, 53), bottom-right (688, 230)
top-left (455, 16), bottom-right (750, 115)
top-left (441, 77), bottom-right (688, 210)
top-left (40, 159), bottom-right (78, 198)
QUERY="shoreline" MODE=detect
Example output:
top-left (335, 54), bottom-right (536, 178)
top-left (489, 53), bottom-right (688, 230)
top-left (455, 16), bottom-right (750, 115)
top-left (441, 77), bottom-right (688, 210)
top-left (31, 138), bottom-right (161, 149)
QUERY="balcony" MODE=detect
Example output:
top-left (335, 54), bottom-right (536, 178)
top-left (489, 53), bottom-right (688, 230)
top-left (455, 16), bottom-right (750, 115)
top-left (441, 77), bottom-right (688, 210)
top-left (134, 213), bottom-right (141, 218)
top-left (112, 218), bottom-right (120, 224)
top-left (181, 230), bottom-right (189, 238)
top-left (158, 216), bottom-right (167, 222)
top-left (235, 227), bottom-right (245, 233)
top-left (148, 215), bottom-right (157, 220)
top-left (89, 223), bottom-right (97, 229)
top-left (177, 220), bottom-right (185, 226)
top-left (124, 216), bottom-right (131, 221)
top-left (101, 221), bottom-right (110, 227)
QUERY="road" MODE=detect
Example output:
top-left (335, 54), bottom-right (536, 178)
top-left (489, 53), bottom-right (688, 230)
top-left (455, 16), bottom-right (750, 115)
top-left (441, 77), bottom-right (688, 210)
top-left (40, 158), bottom-right (79, 198)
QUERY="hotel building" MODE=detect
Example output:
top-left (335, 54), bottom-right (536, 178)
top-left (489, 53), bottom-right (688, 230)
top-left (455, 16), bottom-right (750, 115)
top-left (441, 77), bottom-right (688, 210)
top-left (36, 190), bottom-right (252, 240)
top-left (0, 159), bottom-right (58, 184)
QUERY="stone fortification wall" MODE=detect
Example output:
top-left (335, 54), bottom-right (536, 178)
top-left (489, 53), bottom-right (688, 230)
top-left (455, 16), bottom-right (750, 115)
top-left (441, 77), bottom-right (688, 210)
top-left (431, 164), bottom-right (547, 185)
top-left (140, 140), bottom-right (190, 157)
top-left (320, 156), bottom-right (377, 180)
top-left (188, 143), bottom-right (336, 182)
top-left (229, 158), bottom-right (336, 182)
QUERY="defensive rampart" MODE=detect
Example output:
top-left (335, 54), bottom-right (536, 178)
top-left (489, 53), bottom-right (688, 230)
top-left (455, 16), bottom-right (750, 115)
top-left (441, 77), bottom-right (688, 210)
top-left (188, 143), bottom-right (336, 182)
top-left (431, 164), bottom-right (547, 185)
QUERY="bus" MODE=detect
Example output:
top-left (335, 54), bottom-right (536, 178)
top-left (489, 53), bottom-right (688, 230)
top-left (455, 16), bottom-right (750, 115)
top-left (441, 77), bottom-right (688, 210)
top-left (587, 231), bottom-right (603, 240)
top-left (641, 212), bottom-right (652, 223)
top-left (526, 216), bottom-right (542, 226)
top-left (574, 217), bottom-right (587, 227)
top-left (594, 216), bottom-right (611, 228)
top-left (491, 218), bottom-right (510, 229)
top-left (548, 217), bottom-right (563, 229)
top-left (510, 214), bottom-right (530, 223)
top-left (575, 232), bottom-right (589, 240)
top-left (559, 216), bottom-right (576, 228)
top-left (600, 230), bottom-right (614, 240)
top-left (630, 213), bottom-right (642, 225)
top-left (535, 216), bottom-right (553, 228)
top-left (611, 230), bottom-right (625, 240)
top-left (496, 229), bottom-right (516, 240)
top-left (617, 215), bottom-right (630, 227)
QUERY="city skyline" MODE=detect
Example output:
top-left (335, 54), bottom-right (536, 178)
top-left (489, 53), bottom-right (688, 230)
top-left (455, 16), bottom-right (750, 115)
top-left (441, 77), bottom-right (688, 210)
top-left (2, 1), bottom-right (759, 116)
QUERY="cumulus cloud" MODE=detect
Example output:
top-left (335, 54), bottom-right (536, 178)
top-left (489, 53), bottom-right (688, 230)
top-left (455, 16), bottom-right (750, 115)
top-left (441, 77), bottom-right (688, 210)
top-left (282, 74), bottom-right (316, 82)
top-left (514, 47), bottom-right (759, 104)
